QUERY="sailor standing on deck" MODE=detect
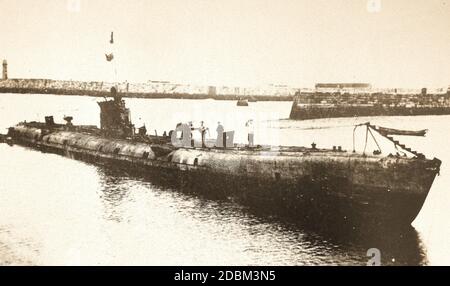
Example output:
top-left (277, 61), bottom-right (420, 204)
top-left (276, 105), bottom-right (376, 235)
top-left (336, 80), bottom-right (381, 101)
top-left (216, 122), bottom-right (224, 147)
top-left (199, 121), bottom-right (209, 148)
top-left (189, 121), bottom-right (194, 147)
top-left (246, 119), bottom-right (254, 147)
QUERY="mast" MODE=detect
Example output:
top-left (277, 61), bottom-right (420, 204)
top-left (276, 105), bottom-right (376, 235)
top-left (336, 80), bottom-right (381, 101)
top-left (105, 31), bottom-right (118, 87)
top-left (99, 32), bottom-right (134, 138)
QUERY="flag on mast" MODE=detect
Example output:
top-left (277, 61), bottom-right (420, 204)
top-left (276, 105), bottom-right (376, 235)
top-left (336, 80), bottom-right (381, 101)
top-left (105, 53), bottom-right (114, 61)
top-left (105, 31), bottom-right (114, 61)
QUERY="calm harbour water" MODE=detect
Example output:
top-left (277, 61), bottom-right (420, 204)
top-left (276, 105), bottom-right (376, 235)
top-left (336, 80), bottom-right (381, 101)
top-left (0, 93), bottom-right (449, 265)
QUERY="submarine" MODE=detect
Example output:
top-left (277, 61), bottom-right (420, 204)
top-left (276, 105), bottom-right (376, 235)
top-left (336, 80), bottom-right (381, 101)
top-left (1, 87), bottom-right (442, 227)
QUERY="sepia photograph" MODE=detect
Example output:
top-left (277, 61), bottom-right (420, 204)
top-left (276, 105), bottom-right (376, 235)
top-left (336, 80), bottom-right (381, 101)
top-left (0, 0), bottom-right (449, 272)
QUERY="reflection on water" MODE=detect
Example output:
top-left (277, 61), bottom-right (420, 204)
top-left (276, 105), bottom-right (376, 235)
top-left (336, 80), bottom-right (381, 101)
top-left (97, 165), bottom-right (428, 266)
top-left (0, 94), bottom-right (449, 265)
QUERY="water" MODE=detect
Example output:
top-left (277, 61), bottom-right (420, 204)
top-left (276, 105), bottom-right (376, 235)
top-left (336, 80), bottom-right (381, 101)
top-left (0, 93), bottom-right (449, 265)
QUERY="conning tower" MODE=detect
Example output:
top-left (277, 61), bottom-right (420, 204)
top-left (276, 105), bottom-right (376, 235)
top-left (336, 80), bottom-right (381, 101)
top-left (98, 86), bottom-right (134, 138)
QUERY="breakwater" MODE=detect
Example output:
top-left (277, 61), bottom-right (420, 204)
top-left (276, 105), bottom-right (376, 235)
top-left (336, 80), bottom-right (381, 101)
top-left (0, 78), bottom-right (295, 101)
top-left (290, 89), bottom-right (450, 120)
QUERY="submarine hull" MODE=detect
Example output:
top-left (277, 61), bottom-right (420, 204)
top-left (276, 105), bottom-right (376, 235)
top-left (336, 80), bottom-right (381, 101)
top-left (7, 124), bottom-right (441, 227)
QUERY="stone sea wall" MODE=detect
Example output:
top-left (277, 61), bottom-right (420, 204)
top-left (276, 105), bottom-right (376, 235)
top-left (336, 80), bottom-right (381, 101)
top-left (0, 78), bottom-right (296, 101)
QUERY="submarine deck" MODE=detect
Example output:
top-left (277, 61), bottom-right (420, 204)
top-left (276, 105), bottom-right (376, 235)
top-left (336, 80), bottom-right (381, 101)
top-left (11, 121), bottom-right (392, 159)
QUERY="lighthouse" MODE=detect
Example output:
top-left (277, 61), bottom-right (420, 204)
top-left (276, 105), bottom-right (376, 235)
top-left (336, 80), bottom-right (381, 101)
top-left (2, 60), bottom-right (7, 80)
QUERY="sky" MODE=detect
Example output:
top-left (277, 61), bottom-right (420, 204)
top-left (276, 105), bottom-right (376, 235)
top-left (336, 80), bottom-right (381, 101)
top-left (0, 0), bottom-right (449, 88)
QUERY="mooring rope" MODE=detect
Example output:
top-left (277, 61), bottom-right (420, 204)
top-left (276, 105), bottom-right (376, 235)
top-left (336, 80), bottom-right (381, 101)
top-left (363, 125), bottom-right (369, 155)
top-left (367, 127), bottom-right (382, 153)
top-left (273, 123), bottom-right (365, 131)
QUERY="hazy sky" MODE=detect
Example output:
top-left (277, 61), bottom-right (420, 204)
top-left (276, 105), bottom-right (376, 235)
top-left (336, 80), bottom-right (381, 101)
top-left (0, 0), bottom-right (449, 88)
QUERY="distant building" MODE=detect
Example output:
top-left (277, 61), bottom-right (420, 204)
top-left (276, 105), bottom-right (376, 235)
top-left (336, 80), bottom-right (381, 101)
top-left (208, 86), bottom-right (216, 97)
top-left (315, 83), bottom-right (372, 89)
top-left (421, 88), bottom-right (427, 96)
top-left (2, 59), bottom-right (7, 80)
top-left (315, 83), bottom-right (372, 94)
